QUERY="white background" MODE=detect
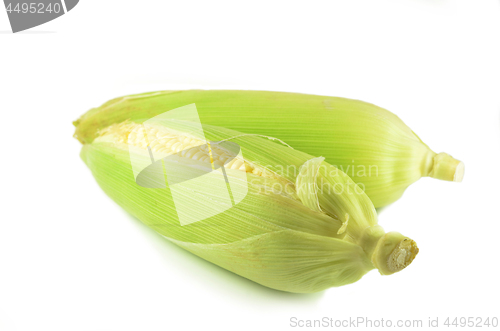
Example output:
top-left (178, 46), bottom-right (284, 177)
top-left (1, 1), bottom-right (499, 330)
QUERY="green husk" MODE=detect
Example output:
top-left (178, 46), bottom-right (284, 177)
top-left (76, 112), bottom-right (418, 293)
top-left (74, 90), bottom-right (463, 208)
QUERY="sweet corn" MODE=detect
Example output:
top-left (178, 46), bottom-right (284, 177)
top-left (74, 90), bottom-right (464, 208)
top-left (74, 108), bottom-right (418, 293)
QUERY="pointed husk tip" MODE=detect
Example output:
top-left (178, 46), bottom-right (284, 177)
top-left (429, 152), bottom-right (464, 182)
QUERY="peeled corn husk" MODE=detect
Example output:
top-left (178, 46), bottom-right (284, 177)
top-left (74, 106), bottom-right (418, 293)
top-left (74, 90), bottom-right (463, 208)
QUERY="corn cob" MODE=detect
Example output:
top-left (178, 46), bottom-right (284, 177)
top-left (73, 90), bottom-right (463, 208)
top-left (75, 108), bottom-right (418, 293)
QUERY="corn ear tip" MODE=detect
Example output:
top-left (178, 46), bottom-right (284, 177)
top-left (371, 232), bottom-right (419, 275)
top-left (429, 152), bottom-right (464, 182)
top-left (387, 238), bottom-right (419, 274)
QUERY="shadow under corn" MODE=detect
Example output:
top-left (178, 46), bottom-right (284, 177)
top-left (122, 211), bottom-right (325, 305)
